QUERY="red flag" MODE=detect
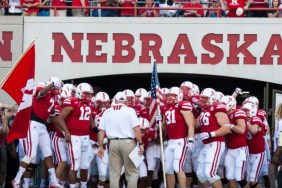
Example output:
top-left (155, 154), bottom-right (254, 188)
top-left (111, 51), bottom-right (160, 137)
top-left (0, 43), bottom-right (35, 143)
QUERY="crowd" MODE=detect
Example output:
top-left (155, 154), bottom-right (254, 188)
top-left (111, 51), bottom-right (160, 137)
top-left (1, 76), bottom-right (282, 188)
top-left (0, 0), bottom-right (281, 17)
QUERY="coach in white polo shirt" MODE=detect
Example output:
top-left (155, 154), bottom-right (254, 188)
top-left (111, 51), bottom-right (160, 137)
top-left (98, 91), bottom-right (144, 188)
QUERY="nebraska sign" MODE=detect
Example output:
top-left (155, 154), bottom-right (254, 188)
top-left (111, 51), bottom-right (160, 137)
top-left (23, 17), bottom-right (282, 84)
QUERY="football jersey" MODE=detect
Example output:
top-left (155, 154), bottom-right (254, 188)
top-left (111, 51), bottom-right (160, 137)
top-left (225, 109), bottom-right (248, 149)
top-left (189, 95), bottom-right (201, 134)
top-left (63, 97), bottom-right (92, 136)
top-left (54, 105), bottom-right (64, 138)
top-left (199, 103), bottom-right (227, 144)
top-left (32, 88), bottom-right (57, 122)
top-left (162, 101), bottom-right (192, 140)
top-left (142, 128), bottom-right (156, 149)
top-left (89, 108), bottom-right (107, 142)
top-left (247, 116), bottom-right (265, 154)
top-left (137, 106), bottom-right (149, 121)
top-left (257, 109), bottom-right (268, 133)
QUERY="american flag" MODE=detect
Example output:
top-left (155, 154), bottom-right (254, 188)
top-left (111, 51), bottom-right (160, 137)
top-left (149, 62), bottom-right (163, 129)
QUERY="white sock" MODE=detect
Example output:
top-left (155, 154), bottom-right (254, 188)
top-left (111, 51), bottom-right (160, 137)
top-left (22, 178), bottom-right (30, 188)
top-left (97, 185), bottom-right (104, 188)
top-left (81, 181), bottom-right (87, 188)
top-left (69, 184), bottom-right (76, 188)
top-left (40, 179), bottom-right (46, 187)
top-left (60, 180), bottom-right (66, 186)
top-left (48, 168), bottom-right (58, 184)
top-left (14, 166), bottom-right (27, 184)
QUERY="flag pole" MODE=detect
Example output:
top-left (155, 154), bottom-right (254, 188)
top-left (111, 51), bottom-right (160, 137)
top-left (156, 98), bottom-right (167, 188)
top-left (0, 37), bottom-right (37, 88)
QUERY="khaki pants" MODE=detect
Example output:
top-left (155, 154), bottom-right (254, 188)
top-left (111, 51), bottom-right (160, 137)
top-left (109, 139), bottom-right (139, 188)
top-left (72, 9), bottom-right (85, 17)
top-left (22, 11), bottom-right (37, 16)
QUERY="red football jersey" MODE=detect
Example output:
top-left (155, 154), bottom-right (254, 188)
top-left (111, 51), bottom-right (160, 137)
top-left (137, 105), bottom-right (149, 120)
top-left (199, 103), bottom-right (227, 144)
top-left (162, 101), bottom-right (192, 140)
top-left (89, 108), bottom-right (107, 142)
top-left (63, 97), bottom-right (92, 136)
top-left (54, 105), bottom-right (64, 138)
top-left (142, 128), bottom-right (156, 149)
top-left (225, 109), bottom-right (248, 149)
top-left (32, 89), bottom-right (57, 122)
top-left (247, 116), bottom-right (265, 154)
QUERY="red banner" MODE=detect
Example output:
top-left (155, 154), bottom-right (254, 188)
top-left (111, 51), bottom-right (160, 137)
top-left (0, 43), bottom-right (35, 143)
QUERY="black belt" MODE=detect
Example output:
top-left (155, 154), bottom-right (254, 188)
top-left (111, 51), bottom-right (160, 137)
top-left (31, 113), bottom-right (46, 125)
top-left (109, 137), bottom-right (133, 140)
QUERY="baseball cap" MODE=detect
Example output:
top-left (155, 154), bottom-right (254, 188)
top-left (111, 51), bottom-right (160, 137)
top-left (115, 92), bottom-right (126, 102)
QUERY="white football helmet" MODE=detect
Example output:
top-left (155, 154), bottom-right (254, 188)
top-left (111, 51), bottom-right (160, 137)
top-left (241, 103), bottom-right (257, 117)
top-left (200, 88), bottom-right (216, 107)
top-left (76, 83), bottom-right (94, 102)
top-left (95, 92), bottom-right (110, 111)
top-left (96, 92), bottom-right (110, 102)
top-left (139, 117), bottom-right (150, 130)
top-left (180, 81), bottom-right (193, 97)
top-left (191, 84), bottom-right (200, 96)
top-left (61, 83), bottom-right (75, 99)
top-left (180, 81), bottom-right (194, 89)
top-left (168, 87), bottom-right (183, 103)
top-left (123, 89), bottom-right (135, 98)
top-left (243, 96), bottom-right (259, 107)
top-left (216, 91), bottom-right (224, 102)
top-left (220, 95), bottom-right (236, 111)
top-left (135, 88), bottom-right (147, 97)
top-left (47, 76), bottom-right (63, 89)
top-left (161, 88), bottom-right (169, 95)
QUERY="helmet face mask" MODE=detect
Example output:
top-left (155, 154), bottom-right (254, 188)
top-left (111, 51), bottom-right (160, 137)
top-left (139, 117), bottom-right (150, 135)
top-left (241, 103), bottom-right (257, 118)
top-left (76, 83), bottom-right (94, 103)
top-left (168, 87), bottom-right (183, 104)
top-left (220, 95), bottom-right (236, 112)
top-left (200, 88), bottom-right (216, 108)
top-left (95, 92), bottom-right (110, 111)
top-left (180, 81), bottom-right (193, 98)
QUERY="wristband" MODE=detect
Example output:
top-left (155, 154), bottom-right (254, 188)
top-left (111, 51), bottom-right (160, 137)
top-left (188, 138), bottom-right (194, 143)
top-left (209, 131), bottom-right (216, 138)
top-left (138, 143), bottom-right (144, 145)
top-left (230, 124), bottom-right (234, 129)
top-left (92, 126), bottom-right (100, 134)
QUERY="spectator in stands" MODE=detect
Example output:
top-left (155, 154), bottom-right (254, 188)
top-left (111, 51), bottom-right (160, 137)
top-left (0, 0), bottom-right (8, 15)
top-left (20, 0), bottom-right (40, 16)
top-left (89, 0), bottom-right (99, 17)
top-left (245, 0), bottom-right (269, 17)
top-left (7, 0), bottom-right (22, 15)
top-left (38, 0), bottom-right (50, 16)
top-left (139, 0), bottom-right (159, 17)
top-left (220, 0), bottom-right (248, 17)
top-left (118, 0), bottom-right (137, 16)
top-left (205, 0), bottom-right (225, 17)
top-left (72, 0), bottom-right (89, 16)
top-left (182, 0), bottom-right (204, 17)
top-left (50, 0), bottom-right (67, 16)
top-left (99, 0), bottom-right (117, 16)
top-left (268, 0), bottom-right (282, 17)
